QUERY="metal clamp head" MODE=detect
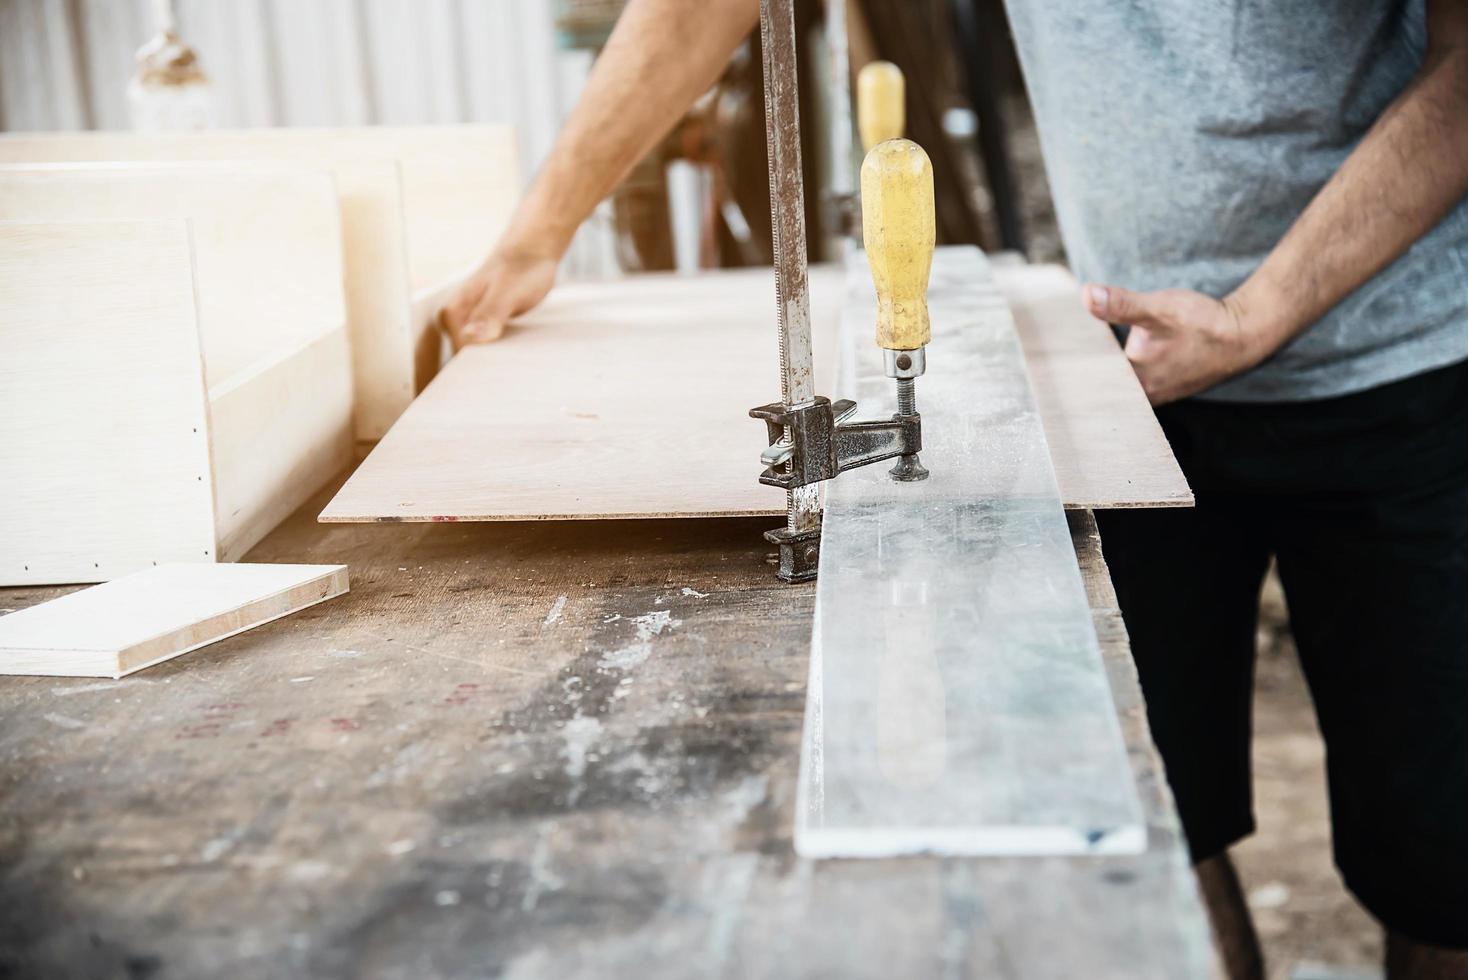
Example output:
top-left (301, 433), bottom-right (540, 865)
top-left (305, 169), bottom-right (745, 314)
top-left (883, 345), bottom-right (926, 380)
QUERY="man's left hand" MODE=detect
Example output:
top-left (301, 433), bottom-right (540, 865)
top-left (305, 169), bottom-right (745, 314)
top-left (1082, 284), bottom-right (1271, 405)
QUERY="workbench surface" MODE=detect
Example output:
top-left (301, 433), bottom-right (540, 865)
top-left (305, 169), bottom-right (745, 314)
top-left (0, 481), bottom-right (1218, 979)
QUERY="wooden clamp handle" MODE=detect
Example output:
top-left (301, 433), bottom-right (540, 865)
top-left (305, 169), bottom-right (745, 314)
top-left (857, 61), bottom-right (905, 151)
top-left (861, 137), bottom-right (935, 352)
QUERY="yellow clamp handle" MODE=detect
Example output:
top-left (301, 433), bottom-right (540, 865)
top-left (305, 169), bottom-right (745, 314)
top-left (857, 61), bottom-right (906, 152)
top-left (861, 137), bottom-right (935, 352)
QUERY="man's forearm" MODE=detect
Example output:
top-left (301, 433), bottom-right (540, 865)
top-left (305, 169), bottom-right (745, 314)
top-left (1228, 4), bottom-right (1468, 356)
top-left (504, 0), bottom-right (759, 258)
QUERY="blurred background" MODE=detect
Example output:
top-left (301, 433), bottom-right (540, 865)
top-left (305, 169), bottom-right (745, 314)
top-left (0, 0), bottom-right (1062, 282)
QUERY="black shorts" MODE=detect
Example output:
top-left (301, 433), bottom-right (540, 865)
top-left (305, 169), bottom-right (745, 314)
top-left (1096, 357), bottom-right (1468, 949)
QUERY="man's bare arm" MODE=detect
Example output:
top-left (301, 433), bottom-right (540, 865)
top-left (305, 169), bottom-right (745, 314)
top-left (443, 0), bottom-right (759, 347)
top-left (1083, 0), bottom-right (1468, 403)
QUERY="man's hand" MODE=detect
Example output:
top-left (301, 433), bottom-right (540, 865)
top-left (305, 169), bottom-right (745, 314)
top-left (439, 247), bottom-right (559, 350)
top-left (1082, 284), bottom-right (1270, 405)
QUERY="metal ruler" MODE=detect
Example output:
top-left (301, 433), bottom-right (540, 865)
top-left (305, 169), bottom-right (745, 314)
top-left (795, 247), bottom-right (1146, 857)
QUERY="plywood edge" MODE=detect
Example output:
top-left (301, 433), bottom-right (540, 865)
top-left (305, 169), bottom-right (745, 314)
top-left (0, 566), bottom-right (349, 678)
top-left (0, 218), bottom-right (221, 586)
top-left (996, 262), bottom-right (1194, 511)
top-left (212, 329), bottom-right (354, 561)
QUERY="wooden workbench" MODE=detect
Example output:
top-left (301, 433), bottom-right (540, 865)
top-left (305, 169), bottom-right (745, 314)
top-left (0, 479), bottom-right (1218, 978)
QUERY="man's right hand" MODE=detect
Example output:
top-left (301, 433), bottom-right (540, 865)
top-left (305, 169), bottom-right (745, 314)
top-left (439, 246), bottom-right (560, 350)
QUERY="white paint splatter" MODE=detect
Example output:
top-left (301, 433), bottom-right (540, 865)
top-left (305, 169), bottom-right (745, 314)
top-left (43, 713), bottom-right (85, 730)
top-left (681, 586), bottom-right (709, 598)
top-left (289, 676), bottom-right (315, 683)
top-left (521, 831), bottom-right (565, 911)
top-left (287, 860), bottom-right (332, 883)
top-left (561, 715), bottom-right (603, 788)
top-left (386, 839), bottom-right (416, 856)
top-left (200, 838), bottom-right (233, 862)
top-left (50, 680), bottom-right (124, 697)
top-left (542, 595), bottom-right (567, 627)
top-left (597, 610), bottom-right (681, 671)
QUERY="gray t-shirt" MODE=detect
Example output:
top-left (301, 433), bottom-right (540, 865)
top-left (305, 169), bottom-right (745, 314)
top-left (1004, 0), bottom-right (1468, 401)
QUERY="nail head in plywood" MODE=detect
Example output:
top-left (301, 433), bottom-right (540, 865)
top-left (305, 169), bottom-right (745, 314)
top-left (0, 563), bottom-right (350, 678)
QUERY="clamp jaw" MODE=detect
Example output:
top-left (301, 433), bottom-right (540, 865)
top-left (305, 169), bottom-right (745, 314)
top-left (752, 136), bottom-right (935, 583)
top-left (749, 397), bottom-right (924, 582)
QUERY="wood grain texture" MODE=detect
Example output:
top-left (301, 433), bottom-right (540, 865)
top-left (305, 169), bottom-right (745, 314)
top-left (996, 262), bottom-right (1193, 510)
top-left (209, 329), bottom-right (355, 562)
top-left (326, 260), bottom-right (1190, 522)
top-left (0, 563), bottom-right (348, 678)
top-left (0, 484), bottom-right (1219, 976)
top-left (322, 267), bottom-right (844, 522)
top-left (0, 127), bottom-right (521, 438)
top-left (0, 220), bottom-right (218, 586)
top-left (0, 162), bottom-right (346, 392)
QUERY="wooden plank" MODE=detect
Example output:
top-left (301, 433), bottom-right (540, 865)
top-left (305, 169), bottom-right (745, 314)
top-left (0, 487), bottom-right (1219, 977)
top-left (0, 162), bottom-right (346, 393)
top-left (0, 563), bottom-right (348, 678)
top-left (797, 247), bottom-right (1145, 856)
top-left (997, 262), bottom-right (1193, 510)
top-left (0, 127), bottom-right (521, 438)
top-left (321, 267), bottom-right (844, 522)
top-left (209, 329), bottom-right (355, 562)
top-left (0, 167), bottom-right (355, 582)
top-left (0, 220), bottom-right (218, 586)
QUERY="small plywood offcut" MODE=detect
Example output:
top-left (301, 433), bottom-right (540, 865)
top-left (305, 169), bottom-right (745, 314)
top-left (322, 267), bottom-right (843, 522)
top-left (0, 564), bottom-right (349, 678)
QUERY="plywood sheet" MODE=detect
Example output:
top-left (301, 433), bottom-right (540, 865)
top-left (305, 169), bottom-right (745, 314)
top-left (0, 564), bottom-right (349, 678)
top-left (996, 262), bottom-right (1192, 509)
top-left (0, 126), bottom-right (520, 439)
top-left (0, 162), bottom-right (345, 392)
top-left (797, 248), bottom-right (1145, 856)
top-left (0, 220), bottom-right (218, 586)
top-left (324, 259), bottom-right (1191, 523)
top-left (322, 267), bottom-right (843, 522)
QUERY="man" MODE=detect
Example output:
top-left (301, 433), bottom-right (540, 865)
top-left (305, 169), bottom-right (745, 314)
top-left (443, 1), bottom-right (1468, 976)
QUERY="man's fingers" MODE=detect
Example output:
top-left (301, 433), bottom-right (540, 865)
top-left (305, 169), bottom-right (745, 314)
top-left (1083, 283), bottom-right (1166, 330)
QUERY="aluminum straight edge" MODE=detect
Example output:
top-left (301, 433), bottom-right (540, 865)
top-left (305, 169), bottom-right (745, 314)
top-left (794, 246), bottom-right (1146, 859)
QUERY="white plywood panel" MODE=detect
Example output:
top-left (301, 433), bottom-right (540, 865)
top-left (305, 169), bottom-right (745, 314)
top-left (0, 220), bottom-right (217, 585)
top-left (210, 328), bottom-right (355, 562)
top-left (0, 127), bottom-right (518, 435)
top-left (0, 162), bottom-right (346, 392)
top-left (796, 248), bottom-right (1146, 857)
top-left (0, 563), bottom-right (349, 677)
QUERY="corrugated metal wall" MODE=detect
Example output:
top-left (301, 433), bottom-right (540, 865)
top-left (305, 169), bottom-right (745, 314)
top-left (0, 0), bottom-right (619, 275)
